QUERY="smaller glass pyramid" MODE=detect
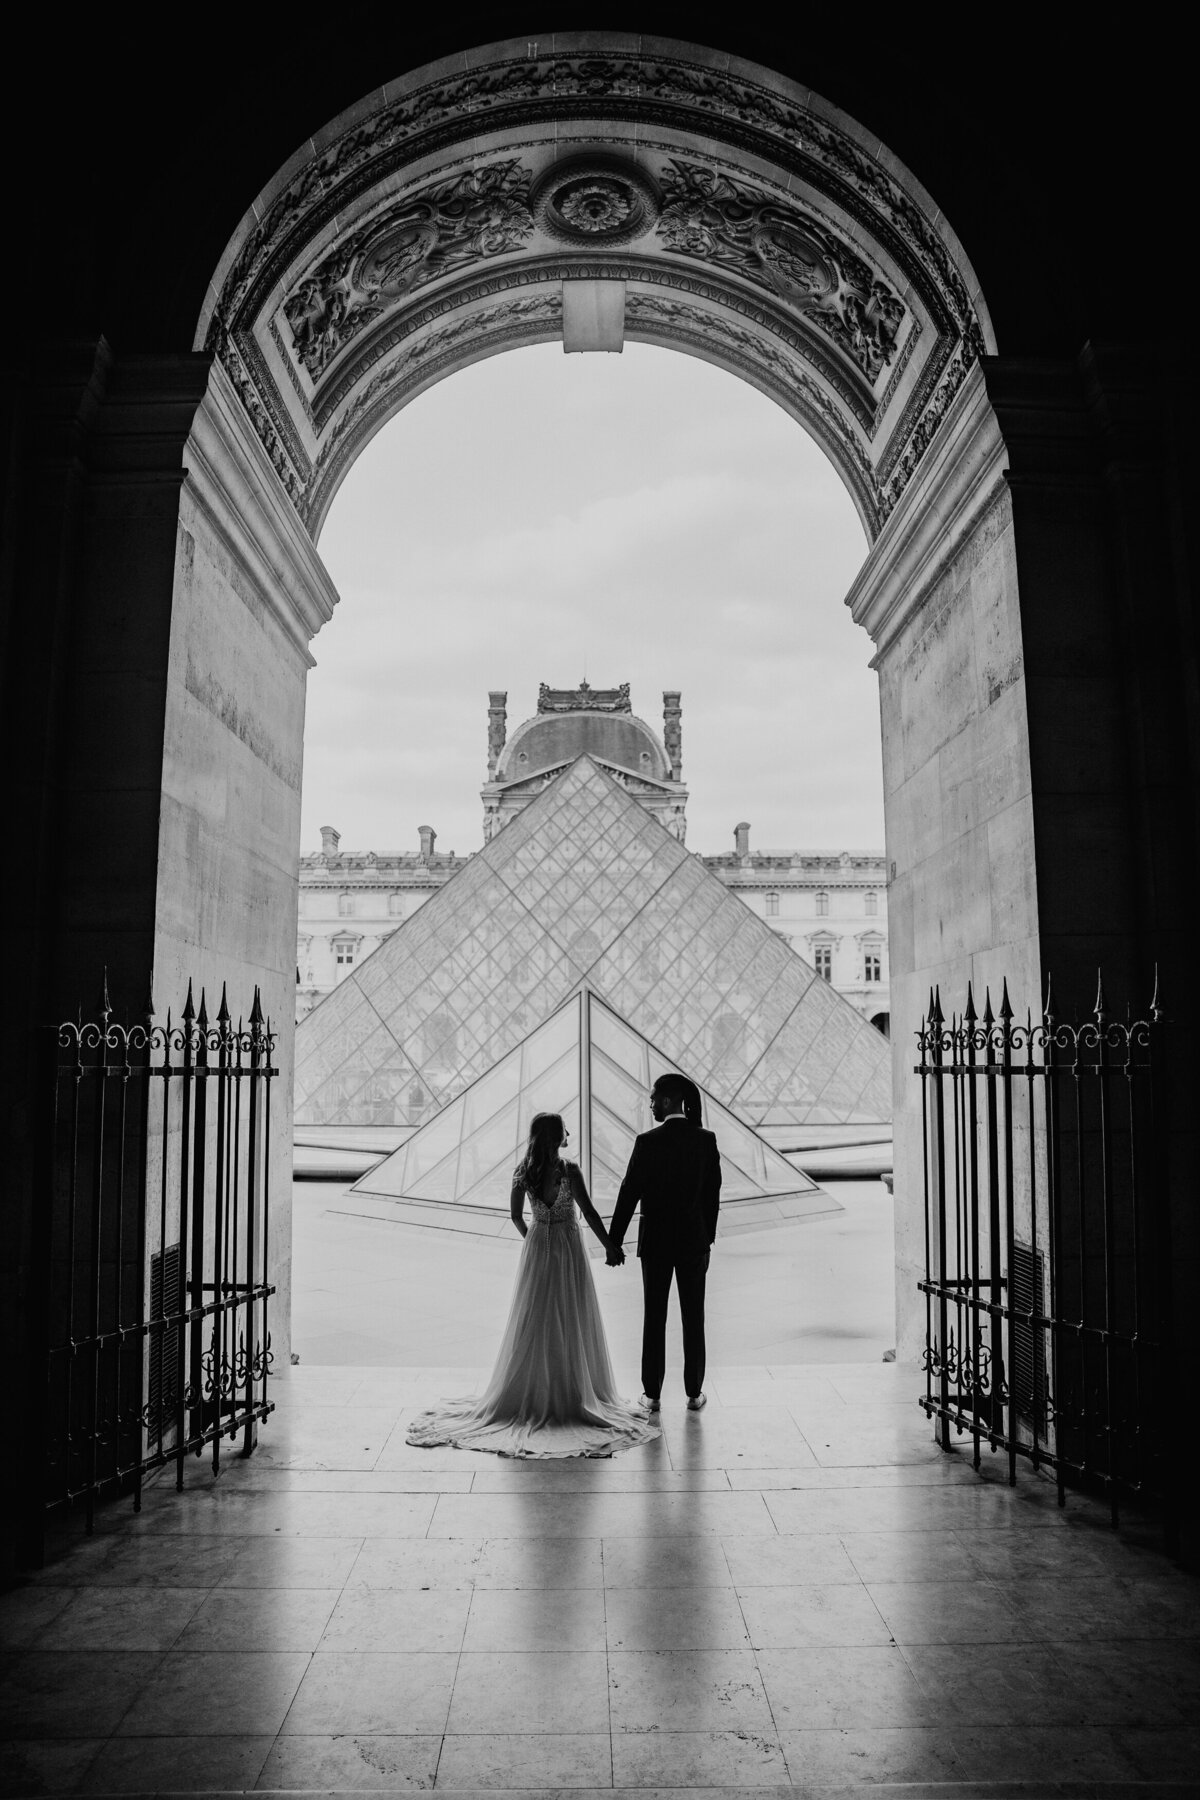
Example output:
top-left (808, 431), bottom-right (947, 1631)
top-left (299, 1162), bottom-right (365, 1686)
top-left (352, 988), bottom-right (827, 1219)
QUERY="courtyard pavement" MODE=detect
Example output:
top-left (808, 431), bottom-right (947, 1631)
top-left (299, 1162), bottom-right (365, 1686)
top-left (2, 1186), bottom-right (1197, 1796)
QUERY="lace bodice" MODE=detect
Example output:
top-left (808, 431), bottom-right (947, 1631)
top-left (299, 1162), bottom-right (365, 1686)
top-left (527, 1165), bottom-right (577, 1226)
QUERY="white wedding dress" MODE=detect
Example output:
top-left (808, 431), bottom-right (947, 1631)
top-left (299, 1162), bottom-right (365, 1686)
top-left (405, 1165), bottom-right (660, 1458)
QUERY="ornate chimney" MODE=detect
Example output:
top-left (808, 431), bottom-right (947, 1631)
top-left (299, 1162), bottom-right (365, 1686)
top-left (418, 825), bottom-right (437, 862)
top-left (734, 821), bottom-right (751, 859)
top-left (663, 691), bottom-right (682, 779)
top-left (319, 825), bottom-right (340, 856)
top-left (487, 691), bottom-right (508, 777)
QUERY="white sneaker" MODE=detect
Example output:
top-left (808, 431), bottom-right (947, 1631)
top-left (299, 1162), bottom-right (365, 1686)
top-left (686, 1392), bottom-right (707, 1410)
top-left (640, 1394), bottom-right (661, 1412)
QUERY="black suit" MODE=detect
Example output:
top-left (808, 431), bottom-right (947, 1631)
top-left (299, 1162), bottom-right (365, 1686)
top-left (610, 1117), bottom-right (721, 1400)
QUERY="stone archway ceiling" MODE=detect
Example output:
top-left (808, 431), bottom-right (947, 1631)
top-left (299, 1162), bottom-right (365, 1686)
top-left (203, 39), bottom-right (992, 540)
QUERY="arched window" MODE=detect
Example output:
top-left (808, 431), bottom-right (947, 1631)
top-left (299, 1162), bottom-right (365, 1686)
top-left (765, 891), bottom-right (780, 917)
top-left (337, 892), bottom-right (354, 917)
top-left (815, 891), bottom-right (829, 917)
top-left (387, 892), bottom-right (405, 916)
top-left (864, 890), bottom-right (878, 916)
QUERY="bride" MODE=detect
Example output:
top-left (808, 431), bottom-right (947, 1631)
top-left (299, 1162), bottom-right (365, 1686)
top-left (405, 1113), bottom-right (660, 1458)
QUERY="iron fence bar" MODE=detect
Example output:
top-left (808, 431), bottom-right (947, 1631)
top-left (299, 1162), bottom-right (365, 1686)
top-left (188, 990), bottom-right (210, 1469)
top-left (176, 984), bottom-right (195, 1491)
top-left (211, 987), bottom-right (230, 1480)
top-left (983, 990), bottom-right (1003, 1452)
top-left (1043, 978), bottom-right (1067, 1509)
top-left (85, 975), bottom-right (112, 1533)
top-left (919, 971), bottom-right (1170, 1541)
top-left (1147, 977), bottom-right (1178, 1552)
top-left (931, 990), bottom-right (950, 1450)
top-left (38, 978), bottom-right (277, 1539)
top-left (1094, 977), bottom-right (1119, 1527)
top-left (999, 982), bottom-right (1017, 1487)
top-left (964, 986), bottom-right (982, 1468)
top-left (262, 1002), bottom-right (273, 1432)
top-left (1023, 1003), bottom-right (1040, 1470)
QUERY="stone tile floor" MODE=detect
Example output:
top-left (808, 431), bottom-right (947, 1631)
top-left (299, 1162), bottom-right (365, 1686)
top-left (2, 1363), bottom-right (1198, 1797)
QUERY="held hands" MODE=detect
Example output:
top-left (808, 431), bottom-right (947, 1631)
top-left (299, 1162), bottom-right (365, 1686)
top-left (605, 1241), bottom-right (626, 1268)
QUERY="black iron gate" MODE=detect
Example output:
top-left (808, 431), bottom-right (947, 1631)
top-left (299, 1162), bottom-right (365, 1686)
top-left (36, 977), bottom-right (277, 1542)
top-left (918, 975), bottom-right (1177, 1543)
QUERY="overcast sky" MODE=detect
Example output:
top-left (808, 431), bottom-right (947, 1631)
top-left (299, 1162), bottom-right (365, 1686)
top-left (305, 342), bottom-right (882, 860)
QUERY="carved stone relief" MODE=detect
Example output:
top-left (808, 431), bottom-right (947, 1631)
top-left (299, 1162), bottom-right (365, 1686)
top-left (531, 158), bottom-right (660, 245)
top-left (207, 40), bottom-right (992, 539)
top-left (656, 161), bottom-right (905, 384)
top-left (283, 162), bottom-right (534, 379)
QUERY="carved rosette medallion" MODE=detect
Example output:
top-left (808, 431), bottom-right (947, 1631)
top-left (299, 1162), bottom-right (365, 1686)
top-left (532, 158), bottom-right (660, 246)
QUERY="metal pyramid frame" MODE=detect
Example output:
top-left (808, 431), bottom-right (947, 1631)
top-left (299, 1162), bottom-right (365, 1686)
top-left (351, 987), bottom-right (829, 1216)
top-left (295, 754), bottom-right (890, 1131)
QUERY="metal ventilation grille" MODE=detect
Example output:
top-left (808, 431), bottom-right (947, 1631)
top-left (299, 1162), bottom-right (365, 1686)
top-left (146, 1243), bottom-right (182, 1440)
top-left (1010, 1241), bottom-right (1047, 1428)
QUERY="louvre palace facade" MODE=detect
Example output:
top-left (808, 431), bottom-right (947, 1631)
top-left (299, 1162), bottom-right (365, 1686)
top-left (298, 683), bottom-right (890, 1030)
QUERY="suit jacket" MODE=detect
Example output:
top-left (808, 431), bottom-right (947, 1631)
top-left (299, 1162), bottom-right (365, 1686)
top-left (610, 1118), bottom-right (721, 1260)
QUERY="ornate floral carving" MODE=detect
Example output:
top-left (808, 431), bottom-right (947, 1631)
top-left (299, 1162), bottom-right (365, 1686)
top-left (538, 680), bottom-right (632, 713)
top-left (532, 159), bottom-right (660, 246)
top-left (283, 162), bottom-right (534, 379)
top-left (656, 161), bottom-right (904, 384)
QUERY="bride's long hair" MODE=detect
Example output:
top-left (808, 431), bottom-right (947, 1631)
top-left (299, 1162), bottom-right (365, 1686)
top-left (515, 1112), bottom-right (565, 1196)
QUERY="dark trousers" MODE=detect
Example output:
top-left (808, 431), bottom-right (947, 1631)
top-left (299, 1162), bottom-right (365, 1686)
top-left (640, 1249), bottom-right (709, 1399)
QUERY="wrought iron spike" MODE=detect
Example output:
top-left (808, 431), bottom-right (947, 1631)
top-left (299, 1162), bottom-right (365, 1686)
top-left (964, 981), bottom-right (977, 1023)
top-left (217, 981), bottom-right (231, 1025)
top-left (932, 986), bottom-right (944, 1024)
top-left (999, 978), bottom-right (1013, 1021)
top-left (144, 969), bottom-right (155, 1021)
top-left (98, 966), bottom-right (112, 1021)
top-left (982, 988), bottom-right (995, 1026)
top-left (250, 986), bottom-right (264, 1027)
top-left (182, 979), bottom-right (195, 1022)
top-left (1093, 968), bottom-right (1107, 1019)
top-left (1150, 961), bottom-right (1163, 1020)
top-left (197, 987), bottom-right (209, 1029)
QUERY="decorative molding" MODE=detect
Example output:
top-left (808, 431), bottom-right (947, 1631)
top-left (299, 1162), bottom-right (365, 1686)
top-left (532, 157), bottom-right (660, 246)
top-left (200, 40), bottom-right (992, 544)
top-left (657, 159), bottom-right (905, 384)
top-left (845, 361), bottom-right (1008, 660)
top-left (181, 360), bottom-right (338, 662)
top-left (538, 680), bottom-right (632, 713)
top-left (209, 47), bottom-right (988, 360)
top-left (283, 162), bottom-right (535, 381)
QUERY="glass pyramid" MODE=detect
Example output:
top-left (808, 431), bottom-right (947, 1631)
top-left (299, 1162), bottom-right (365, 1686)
top-left (295, 754), bottom-right (891, 1131)
top-left (352, 988), bottom-right (826, 1216)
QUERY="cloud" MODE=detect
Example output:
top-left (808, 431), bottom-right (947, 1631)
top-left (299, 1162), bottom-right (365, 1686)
top-left (303, 343), bottom-right (880, 857)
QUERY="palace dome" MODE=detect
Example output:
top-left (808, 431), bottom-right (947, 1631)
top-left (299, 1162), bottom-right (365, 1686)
top-left (496, 707), bottom-right (672, 784)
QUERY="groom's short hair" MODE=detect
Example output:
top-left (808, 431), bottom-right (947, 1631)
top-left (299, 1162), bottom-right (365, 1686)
top-left (652, 1074), bottom-right (692, 1110)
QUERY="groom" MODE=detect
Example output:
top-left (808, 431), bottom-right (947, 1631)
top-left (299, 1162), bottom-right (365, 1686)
top-left (607, 1073), bottom-right (721, 1411)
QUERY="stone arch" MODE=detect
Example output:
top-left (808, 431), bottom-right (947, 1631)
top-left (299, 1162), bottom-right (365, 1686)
top-left (151, 36), bottom-right (1034, 1369)
top-left (196, 36), bottom-right (993, 544)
